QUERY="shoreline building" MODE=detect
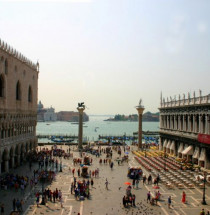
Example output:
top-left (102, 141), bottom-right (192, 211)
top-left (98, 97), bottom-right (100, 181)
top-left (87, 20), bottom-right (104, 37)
top-left (37, 101), bottom-right (57, 122)
top-left (0, 39), bottom-right (39, 174)
top-left (159, 91), bottom-right (210, 169)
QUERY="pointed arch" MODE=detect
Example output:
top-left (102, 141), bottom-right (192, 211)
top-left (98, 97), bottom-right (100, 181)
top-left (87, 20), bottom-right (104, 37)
top-left (0, 74), bottom-right (5, 97)
top-left (28, 85), bottom-right (32, 102)
top-left (16, 81), bottom-right (21, 100)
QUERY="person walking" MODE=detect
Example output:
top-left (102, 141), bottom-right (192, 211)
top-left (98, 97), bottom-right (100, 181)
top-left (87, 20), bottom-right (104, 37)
top-left (91, 178), bottom-right (94, 187)
top-left (168, 196), bottom-right (172, 209)
top-left (147, 191), bottom-right (151, 203)
top-left (132, 194), bottom-right (136, 207)
top-left (105, 179), bottom-right (109, 190)
top-left (182, 191), bottom-right (186, 204)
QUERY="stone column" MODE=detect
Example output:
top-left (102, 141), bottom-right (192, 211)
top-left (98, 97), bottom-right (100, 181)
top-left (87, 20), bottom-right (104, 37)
top-left (17, 154), bottom-right (20, 166)
top-left (136, 105), bottom-right (145, 149)
top-left (4, 159), bottom-right (9, 173)
top-left (77, 106), bottom-right (85, 150)
top-left (199, 115), bottom-right (202, 133)
top-left (11, 156), bottom-right (14, 168)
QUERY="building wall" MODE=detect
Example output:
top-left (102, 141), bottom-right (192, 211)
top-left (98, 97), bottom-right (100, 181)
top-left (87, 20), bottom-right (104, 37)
top-left (0, 39), bottom-right (39, 174)
top-left (159, 92), bottom-right (210, 169)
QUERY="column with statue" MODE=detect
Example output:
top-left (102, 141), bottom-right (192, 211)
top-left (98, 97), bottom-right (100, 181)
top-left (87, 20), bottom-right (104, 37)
top-left (77, 102), bottom-right (85, 150)
top-left (136, 99), bottom-right (145, 149)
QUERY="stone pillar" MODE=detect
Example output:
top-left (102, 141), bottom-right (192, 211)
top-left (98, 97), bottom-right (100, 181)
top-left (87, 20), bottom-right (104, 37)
top-left (17, 154), bottom-right (20, 166)
top-left (4, 159), bottom-right (9, 173)
top-left (11, 156), bottom-right (14, 168)
top-left (199, 115), bottom-right (202, 133)
top-left (136, 105), bottom-right (145, 149)
top-left (77, 106), bottom-right (85, 150)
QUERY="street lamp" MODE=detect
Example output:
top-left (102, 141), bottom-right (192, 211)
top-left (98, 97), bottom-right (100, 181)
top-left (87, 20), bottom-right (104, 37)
top-left (202, 172), bottom-right (207, 205)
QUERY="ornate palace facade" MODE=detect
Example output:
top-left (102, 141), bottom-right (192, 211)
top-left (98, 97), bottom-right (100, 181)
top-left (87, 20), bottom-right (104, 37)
top-left (0, 39), bottom-right (39, 174)
top-left (159, 91), bottom-right (210, 169)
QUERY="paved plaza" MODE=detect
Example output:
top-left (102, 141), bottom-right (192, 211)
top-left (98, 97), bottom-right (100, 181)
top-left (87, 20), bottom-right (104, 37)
top-left (0, 145), bottom-right (210, 215)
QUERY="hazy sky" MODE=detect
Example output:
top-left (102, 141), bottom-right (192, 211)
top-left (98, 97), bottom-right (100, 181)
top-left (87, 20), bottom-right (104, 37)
top-left (0, 0), bottom-right (209, 115)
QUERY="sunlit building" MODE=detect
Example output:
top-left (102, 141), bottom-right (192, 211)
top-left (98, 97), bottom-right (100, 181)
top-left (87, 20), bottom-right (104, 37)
top-left (0, 39), bottom-right (39, 174)
top-left (159, 91), bottom-right (210, 169)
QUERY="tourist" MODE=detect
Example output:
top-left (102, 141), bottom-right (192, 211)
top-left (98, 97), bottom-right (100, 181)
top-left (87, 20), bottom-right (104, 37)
top-left (135, 179), bottom-right (140, 189)
top-left (132, 178), bottom-right (136, 188)
top-left (143, 175), bottom-right (147, 185)
top-left (168, 196), bottom-right (172, 209)
top-left (105, 179), bottom-right (109, 190)
top-left (132, 194), bottom-right (136, 207)
top-left (20, 199), bottom-right (24, 212)
top-left (147, 191), bottom-right (151, 203)
top-left (200, 209), bottom-right (205, 215)
top-left (91, 178), bottom-right (94, 187)
top-left (12, 198), bottom-right (16, 211)
top-left (0, 203), bottom-right (4, 215)
top-left (182, 191), bottom-right (186, 204)
top-left (122, 196), bottom-right (126, 207)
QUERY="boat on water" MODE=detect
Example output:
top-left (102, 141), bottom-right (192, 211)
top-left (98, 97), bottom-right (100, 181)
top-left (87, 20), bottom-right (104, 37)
top-left (46, 124), bottom-right (50, 125)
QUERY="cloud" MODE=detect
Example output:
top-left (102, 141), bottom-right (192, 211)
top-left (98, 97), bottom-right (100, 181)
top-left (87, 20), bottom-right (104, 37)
top-left (0, 0), bottom-right (92, 2)
top-left (197, 22), bottom-right (207, 33)
top-left (165, 15), bottom-right (188, 54)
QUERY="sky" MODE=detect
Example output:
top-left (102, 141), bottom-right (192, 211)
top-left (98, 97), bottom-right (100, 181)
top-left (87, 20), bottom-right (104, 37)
top-left (0, 0), bottom-right (209, 115)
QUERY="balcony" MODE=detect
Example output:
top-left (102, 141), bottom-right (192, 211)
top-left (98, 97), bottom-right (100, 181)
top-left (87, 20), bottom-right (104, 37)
top-left (160, 128), bottom-right (198, 140)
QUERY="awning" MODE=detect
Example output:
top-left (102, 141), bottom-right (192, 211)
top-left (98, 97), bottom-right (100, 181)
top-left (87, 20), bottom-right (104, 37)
top-left (193, 147), bottom-right (200, 159)
top-left (166, 141), bottom-right (171, 149)
top-left (163, 140), bottom-right (167, 148)
top-left (178, 143), bottom-right (183, 153)
top-left (170, 141), bottom-right (175, 151)
top-left (199, 148), bottom-right (206, 161)
top-left (182, 145), bottom-right (193, 155)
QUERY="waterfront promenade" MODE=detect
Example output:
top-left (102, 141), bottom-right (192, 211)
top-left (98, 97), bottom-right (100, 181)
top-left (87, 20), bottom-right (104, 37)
top-left (0, 145), bottom-right (209, 215)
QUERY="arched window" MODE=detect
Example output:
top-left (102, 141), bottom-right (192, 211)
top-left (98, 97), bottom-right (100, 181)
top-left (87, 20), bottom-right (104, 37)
top-left (16, 81), bottom-right (21, 100)
top-left (0, 75), bottom-right (5, 97)
top-left (5, 59), bottom-right (8, 74)
top-left (28, 86), bottom-right (32, 102)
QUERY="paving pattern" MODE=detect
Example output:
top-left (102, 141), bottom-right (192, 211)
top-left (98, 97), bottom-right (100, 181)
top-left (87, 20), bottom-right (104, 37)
top-left (0, 145), bottom-right (210, 215)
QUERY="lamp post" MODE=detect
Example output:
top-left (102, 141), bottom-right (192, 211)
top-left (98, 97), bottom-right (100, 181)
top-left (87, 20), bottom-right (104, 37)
top-left (202, 172), bottom-right (207, 205)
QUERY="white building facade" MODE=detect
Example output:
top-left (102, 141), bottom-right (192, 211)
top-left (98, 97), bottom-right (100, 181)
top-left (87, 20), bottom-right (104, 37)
top-left (159, 91), bottom-right (210, 169)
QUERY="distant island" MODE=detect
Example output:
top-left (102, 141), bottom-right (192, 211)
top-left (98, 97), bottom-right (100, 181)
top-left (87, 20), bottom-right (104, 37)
top-left (104, 112), bottom-right (159, 122)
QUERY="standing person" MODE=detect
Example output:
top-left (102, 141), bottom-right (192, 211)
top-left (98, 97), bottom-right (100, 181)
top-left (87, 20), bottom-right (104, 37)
top-left (147, 191), bottom-right (151, 203)
top-left (12, 198), bottom-right (16, 211)
top-left (132, 194), bottom-right (136, 207)
top-left (168, 196), bottom-right (172, 209)
top-left (91, 178), bottom-right (94, 187)
top-left (0, 203), bottom-right (4, 215)
top-left (105, 179), bottom-right (109, 190)
top-left (132, 178), bottom-right (136, 189)
top-left (143, 175), bottom-right (147, 185)
top-left (200, 209), bottom-right (205, 215)
top-left (136, 179), bottom-right (140, 189)
top-left (181, 191), bottom-right (186, 204)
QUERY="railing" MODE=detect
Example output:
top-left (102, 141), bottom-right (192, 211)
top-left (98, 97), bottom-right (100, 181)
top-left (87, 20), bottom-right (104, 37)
top-left (160, 94), bottom-right (210, 108)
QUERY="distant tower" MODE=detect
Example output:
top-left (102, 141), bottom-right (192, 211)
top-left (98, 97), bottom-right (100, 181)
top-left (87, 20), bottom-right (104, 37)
top-left (77, 102), bottom-right (85, 150)
top-left (136, 99), bottom-right (145, 149)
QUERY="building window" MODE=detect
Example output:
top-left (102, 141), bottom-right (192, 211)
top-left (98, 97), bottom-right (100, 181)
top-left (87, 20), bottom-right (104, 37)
top-left (0, 75), bottom-right (5, 97)
top-left (28, 86), bottom-right (32, 102)
top-left (16, 81), bottom-right (21, 100)
top-left (5, 59), bottom-right (8, 74)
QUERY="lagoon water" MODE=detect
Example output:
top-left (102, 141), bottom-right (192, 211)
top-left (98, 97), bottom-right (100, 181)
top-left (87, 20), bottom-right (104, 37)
top-left (37, 115), bottom-right (159, 142)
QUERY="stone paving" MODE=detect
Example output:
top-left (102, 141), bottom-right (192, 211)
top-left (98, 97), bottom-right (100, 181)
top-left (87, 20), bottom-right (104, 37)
top-left (0, 145), bottom-right (210, 215)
